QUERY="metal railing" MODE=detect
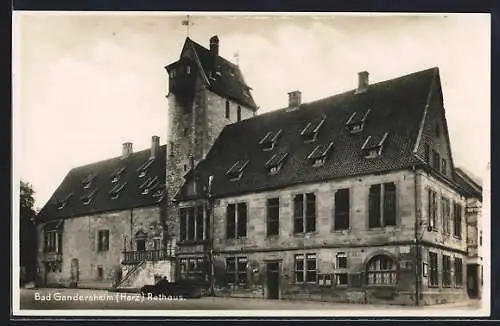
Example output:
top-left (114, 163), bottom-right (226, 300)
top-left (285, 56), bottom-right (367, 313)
top-left (122, 247), bottom-right (176, 264)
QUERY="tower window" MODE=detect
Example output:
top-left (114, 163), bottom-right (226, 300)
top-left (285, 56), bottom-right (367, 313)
top-left (225, 101), bottom-right (230, 119)
top-left (237, 105), bottom-right (242, 122)
top-left (186, 65), bottom-right (191, 74)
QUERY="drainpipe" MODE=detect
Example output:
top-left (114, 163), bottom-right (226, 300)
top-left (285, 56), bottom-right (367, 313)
top-left (413, 166), bottom-right (421, 306)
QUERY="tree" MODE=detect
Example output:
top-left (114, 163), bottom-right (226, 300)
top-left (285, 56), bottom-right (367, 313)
top-left (20, 180), bottom-right (37, 285)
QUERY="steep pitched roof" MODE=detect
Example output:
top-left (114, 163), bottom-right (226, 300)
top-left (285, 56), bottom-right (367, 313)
top-left (177, 67), bottom-right (443, 200)
top-left (169, 37), bottom-right (258, 110)
top-left (37, 145), bottom-right (167, 222)
top-left (454, 167), bottom-right (483, 199)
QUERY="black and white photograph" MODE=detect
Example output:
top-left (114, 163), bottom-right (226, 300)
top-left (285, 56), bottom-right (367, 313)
top-left (12, 12), bottom-right (490, 317)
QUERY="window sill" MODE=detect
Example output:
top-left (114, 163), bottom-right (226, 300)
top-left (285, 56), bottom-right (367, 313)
top-left (332, 228), bottom-right (350, 233)
top-left (178, 240), bottom-right (209, 246)
top-left (365, 284), bottom-right (397, 288)
top-left (293, 231), bottom-right (319, 237)
top-left (428, 285), bottom-right (440, 288)
top-left (266, 234), bottom-right (280, 239)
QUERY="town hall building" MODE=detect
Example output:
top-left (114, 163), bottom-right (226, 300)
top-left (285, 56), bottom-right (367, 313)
top-left (35, 35), bottom-right (483, 306)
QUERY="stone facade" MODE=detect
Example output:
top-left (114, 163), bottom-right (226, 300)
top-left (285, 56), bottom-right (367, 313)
top-left (36, 205), bottom-right (173, 289)
top-left (177, 169), bottom-right (468, 305)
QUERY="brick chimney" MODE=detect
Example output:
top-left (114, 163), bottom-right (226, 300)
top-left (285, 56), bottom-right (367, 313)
top-left (121, 142), bottom-right (133, 159)
top-left (356, 71), bottom-right (369, 94)
top-left (287, 90), bottom-right (302, 111)
top-left (209, 35), bottom-right (219, 74)
top-left (150, 135), bottom-right (160, 159)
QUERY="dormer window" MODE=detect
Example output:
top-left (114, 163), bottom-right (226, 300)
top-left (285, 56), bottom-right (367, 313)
top-left (81, 189), bottom-right (98, 205)
top-left (266, 152), bottom-right (288, 175)
top-left (345, 109), bottom-right (371, 134)
top-left (139, 176), bottom-right (159, 194)
top-left (259, 129), bottom-right (283, 151)
top-left (56, 193), bottom-right (73, 210)
top-left (301, 116), bottom-right (326, 142)
top-left (137, 158), bottom-right (154, 178)
top-left (307, 142), bottom-right (334, 167)
top-left (111, 167), bottom-right (126, 183)
top-left (109, 181), bottom-right (127, 200)
top-left (361, 132), bottom-right (389, 159)
top-left (152, 184), bottom-right (166, 198)
top-left (82, 172), bottom-right (97, 189)
top-left (226, 160), bottom-right (250, 181)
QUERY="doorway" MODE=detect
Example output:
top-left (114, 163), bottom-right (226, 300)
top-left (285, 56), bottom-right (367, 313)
top-left (70, 258), bottom-right (79, 287)
top-left (266, 261), bottom-right (280, 300)
top-left (467, 264), bottom-right (479, 298)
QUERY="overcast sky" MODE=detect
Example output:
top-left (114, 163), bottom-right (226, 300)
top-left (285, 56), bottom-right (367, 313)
top-left (13, 12), bottom-right (490, 210)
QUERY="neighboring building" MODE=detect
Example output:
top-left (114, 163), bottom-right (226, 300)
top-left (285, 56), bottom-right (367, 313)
top-left (36, 137), bottom-right (173, 289)
top-left (172, 36), bottom-right (471, 306)
top-left (454, 167), bottom-right (483, 298)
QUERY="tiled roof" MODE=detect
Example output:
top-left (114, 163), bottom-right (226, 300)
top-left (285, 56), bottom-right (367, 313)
top-left (177, 67), bottom-right (441, 201)
top-left (37, 145), bottom-right (167, 222)
top-left (454, 167), bottom-right (483, 199)
top-left (185, 37), bottom-right (258, 110)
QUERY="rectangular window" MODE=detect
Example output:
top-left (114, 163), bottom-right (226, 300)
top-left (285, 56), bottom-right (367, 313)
top-left (442, 255), bottom-right (451, 287)
top-left (453, 202), bottom-right (462, 238)
top-left (97, 266), bottom-right (103, 280)
top-left (266, 198), bottom-right (280, 236)
top-left (295, 253), bottom-right (317, 283)
top-left (226, 203), bottom-right (247, 239)
top-left (187, 207), bottom-right (195, 241)
top-left (226, 204), bottom-right (236, 239)
top-left (454, 258), bottom-right (463, 286)
top-left (336, 252), bottom-right (347, 269)
top-left (293, 193), bottom-right (316, 233)
top-left (428, 189), bottom-right (438, 230)
top-left (294, 194), bottom-right (304, 233)
top-left (196, 205), bottom-right (204, 241)
top-left (424, 143), bottom-right (430, 164)
top-left (432, 150), bottom-right (440, 171)
top-left (180, 257), bottom-right (206, 281)
top-left (429, 252), bottom-right (439, 287)
top-left (180, 206), bottom-right (204, 242)
top-left (44, 230), bottom-right (60, 253)
top-left (226, 256), bottom-right (247, 286)
top-left (369, 184), bottom-right (381, 228)
top-left (180, 208), bottom-right (187, 241)
top-left (334, 189), bottom-right (349, 230)
top-left (335, 273), bottom-right (348, 286)
top-left (237, 203), bottom-right (247, 238)
top-left (442, 197), bottom-right (450, 234)
top-left (97, 230), bottom-right (110, 252)
top-left (369, 183), bottom-right (396, 228)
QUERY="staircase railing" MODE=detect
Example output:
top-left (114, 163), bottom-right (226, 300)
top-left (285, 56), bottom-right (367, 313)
top-left (113, 260), bottom-right (146, 289)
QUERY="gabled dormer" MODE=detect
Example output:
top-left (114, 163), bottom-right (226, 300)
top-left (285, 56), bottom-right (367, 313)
top-left (345, 109), bottom-right (371, 134)
top-left (361, 132), bottom-right (389, 159)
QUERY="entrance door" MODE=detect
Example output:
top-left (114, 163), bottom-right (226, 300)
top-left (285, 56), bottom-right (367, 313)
top-left (70, 258), bottom-right (79, 287)
top-left (467, 264), bottom-right (479, 298)
top-left (266, 262), bottom-right (280, 300)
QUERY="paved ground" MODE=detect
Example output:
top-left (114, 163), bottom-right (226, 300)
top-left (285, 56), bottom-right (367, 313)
top-left (18, 288), bottom-right (482, 311)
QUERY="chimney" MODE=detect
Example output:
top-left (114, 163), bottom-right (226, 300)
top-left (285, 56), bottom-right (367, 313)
top-left (287, 90), bottom-right (302, 111)
top-left (356, 71), bottom-right (369, 94)
top-left (121, 142), bottom-right (133, 159)
top-left (150, 135), bottom-right (160, 159)
top-left (209, 35), bottom-right (219, 73)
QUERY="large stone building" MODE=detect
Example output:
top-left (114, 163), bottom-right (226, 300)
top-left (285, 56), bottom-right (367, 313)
top-left (36, 35), bottom-right (483, 306)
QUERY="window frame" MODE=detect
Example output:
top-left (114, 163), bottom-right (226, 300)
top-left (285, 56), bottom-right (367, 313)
top-left (226, 202), bottom-right (248, 239)
top-left (428, 252), bottom-right (439, 287)
top-left (442, 254), bottom-right (452, 287)
top-left (293, 192), bottom-right (316, 234)
top-left (294, 253), bottom-right (317, 284)
top-left (366, 255), bottom-right (397, 286)
top-left (97, 229), bottom-right (110, 252)
top-left (179, 205), bottom-right (206, 242)
top-left (334, 189), bottom-right (350, 231)
top-left (226, 256), bottom-right (248, 287)
top-left (266, 197), bottom-right (280, 237)
top-left (368, 182), bottom-right (397, 228)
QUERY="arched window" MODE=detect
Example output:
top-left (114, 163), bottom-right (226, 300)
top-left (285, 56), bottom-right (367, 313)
top-left (225, 100), bottom-right (230, 119)
top-left (237, 105), bottom-right (242, 122)
top-left (366, 255), bottom-right (397, 285)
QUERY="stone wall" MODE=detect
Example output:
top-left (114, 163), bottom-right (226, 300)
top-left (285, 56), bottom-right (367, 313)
top-left (37, 205), bottom-right (165, 289)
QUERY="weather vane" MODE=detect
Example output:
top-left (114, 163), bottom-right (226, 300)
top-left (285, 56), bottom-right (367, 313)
top-left (182, 15), bottom-right (194, 37)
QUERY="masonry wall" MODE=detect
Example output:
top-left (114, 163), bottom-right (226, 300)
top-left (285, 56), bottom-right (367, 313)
top-left (36, 206), bottom-right (165, 289)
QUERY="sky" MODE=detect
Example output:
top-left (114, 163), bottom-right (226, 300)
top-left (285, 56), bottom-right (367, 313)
top-left (13, 12), bottom-right (491, 210)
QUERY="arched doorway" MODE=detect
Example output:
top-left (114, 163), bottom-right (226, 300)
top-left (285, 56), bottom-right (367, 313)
top-left (366, 254), bottom-right (397, 286)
